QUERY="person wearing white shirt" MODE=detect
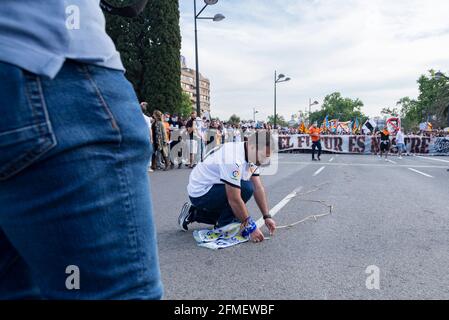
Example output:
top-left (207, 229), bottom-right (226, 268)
top-left (222, 125), bottom-right (228, 143)
top-left (178, 132), bottom-right (277, 243)
top-left (396, 129), bottom-right (406, 159)
top-left (140, 102), bottom-right (154, 171)
top-left (234, 126), bottom-right (242, 143)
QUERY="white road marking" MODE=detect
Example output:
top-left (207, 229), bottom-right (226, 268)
top-left (408, 168), bottom-right (434, 178)
top-left (329, 157), bottom-right (334, 162)
top-left (313, 166), bottom-right (326, 177)
top-left (417, 156), bottom-right (449, 164)
top-left (256, 187), bottom-right (303, 228)
top-left (387, 159), bottom-right (397, 164)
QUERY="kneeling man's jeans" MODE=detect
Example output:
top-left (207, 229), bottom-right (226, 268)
top-left (189, 180), bottom-right (254, 227)
top-left (0, 61), bottom-right (163, 299)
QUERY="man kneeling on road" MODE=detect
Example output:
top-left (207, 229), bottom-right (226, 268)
top-left (178, 131), bottom-right (276, 243)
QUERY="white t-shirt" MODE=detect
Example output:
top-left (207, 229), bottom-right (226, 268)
top-left (396, 131), bottom-right (405, 144)
top-left (142, 114), bottom-right (152, 131)
top-left (222, 127), bottom-right (228, 140)
top-left (234, 130), bottom-right (242, 142)
top-left (187, 142), bottom-right (259, 198)
top-left (200, 123), bottom-right (208, 141)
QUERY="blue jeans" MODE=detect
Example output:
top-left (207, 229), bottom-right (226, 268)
top-left (0, 61), bottom-right (163, 299)
top-left (189, 180), bottom-right (254, 228)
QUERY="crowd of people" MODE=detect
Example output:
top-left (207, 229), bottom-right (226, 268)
top-left (139, 103), bottom-right (449, 171)
top-left (140, 103), bottom-right (276, 171)
top-left (280, 127), bottom-right (449, 137)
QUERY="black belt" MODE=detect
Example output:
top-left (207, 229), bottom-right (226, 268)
top-left (100, 0), bottom-right (148, 17)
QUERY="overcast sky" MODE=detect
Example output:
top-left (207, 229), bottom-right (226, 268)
top-left (179, 0), bottom-right (449, 121)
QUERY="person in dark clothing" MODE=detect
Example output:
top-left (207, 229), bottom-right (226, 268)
top-left (376, 128), bottom-right (390, 161)
top-left (309, 122), bottom-right (322, 161)
top-left (151, 110), bottom-right (171, 171)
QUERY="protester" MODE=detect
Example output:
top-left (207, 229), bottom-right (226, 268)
top-left (186, 111), bottom-right (198, 169)
top-left (141, 102), bottom-right (154, 171)
top-left (152, 110), bottom-right (171, 171)
top-left (376, 127), bottom-right (391, 160)
top-left (170, 114), bottom-right (182, 130)
top-left (396, 128), bottom-right (406, 159)
top-left (199, 117), bottom-right (209, 159)
top-left (0, 0), bottom-right (162, 299)
top-left (178, 132), bottom-right (276, 243)
top-left (222, 123), bottom-right (228, 144)
top-left (169, 127), bottom-right (185, 169)
top-left (309, 122), bottom-right (322, 161)
top-left (163, 112), bottom-right (171, 140)
top-left (234, 125), bottom-right (242, 142)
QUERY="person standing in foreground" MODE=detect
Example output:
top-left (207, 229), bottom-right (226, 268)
top-left (309, 122), bottom-right (322, 161)
top-left (178, 132), bottom-right (276, 243)
top-left (0, 0), bottom-right (162, 299)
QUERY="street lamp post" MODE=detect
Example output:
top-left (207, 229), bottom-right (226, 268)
top-left (435, 71), bottom-right (449, 81)
top-left (274, 70), bottom-right (291, 129)
top-left (194, 0), bottom-right (225, 160)
top-left (253, 108), bottom-right (259, 122)
top-left (308, 99), bottom-right (319, 125)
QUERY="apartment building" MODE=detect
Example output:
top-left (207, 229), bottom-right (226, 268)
top-left (180, 55), bottom-right (211, 115)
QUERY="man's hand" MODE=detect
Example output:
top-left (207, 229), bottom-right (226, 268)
top-left (250, 228), bottom-right (265, 243)
top-left (265, 218), bottom-right (276, 236)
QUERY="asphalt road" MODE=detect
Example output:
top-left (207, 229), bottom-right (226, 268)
top-left (149, 153), bottom-right (449, 300)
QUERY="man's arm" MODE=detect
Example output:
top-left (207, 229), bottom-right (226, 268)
top-left (225, 184), bottom-right (265, 242)
top-left (251, 175), bottom-right (276, 235)
top-left (225, 184), bottom-right (250, 222)
top-left (251, 175), bottom-right (269, 217)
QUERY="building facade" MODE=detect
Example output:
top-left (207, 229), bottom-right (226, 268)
top-left (180, 56), bottom-right (211, 115)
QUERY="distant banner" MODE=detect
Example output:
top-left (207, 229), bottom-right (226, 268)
top-left (279, 135), bottom-right (449, 155)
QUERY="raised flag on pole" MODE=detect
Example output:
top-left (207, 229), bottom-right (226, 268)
top-left (352, 118), bottom-right (359, 134)
top-left (363, 119), bottom-right (377, 133)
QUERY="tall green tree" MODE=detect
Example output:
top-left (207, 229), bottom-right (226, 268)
top-left (105, 0), bottom-right (182, 114)
top-left (381, 107), bottom-right (400, 117)
top-left (395, 70), bottom-right (449, 130)
top-left (309, 92), bottom-right (367, 125)
top-left (178, 92), bottom-right (194, 118)
top-left (395, 97), bottom-right (419, 132)
top-left (228, 114), bottom-right (241, 125)
top-left (267, 114), bottom-right (288, 127)
top-left (416, 70), bottom-right (449, 127)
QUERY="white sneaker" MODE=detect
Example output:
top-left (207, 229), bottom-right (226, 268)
top-left (178, 202), bottom-right (194, 231)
